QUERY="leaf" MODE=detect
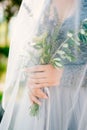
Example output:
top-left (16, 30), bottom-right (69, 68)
top-left (44, 45), bottom-right (51, 54)
top-left (57, 50), bottom-right (65, 55)
top-left (40, 58), bottom-right (45, 64)
top-left (54, 62), bottom-right (63, 68)
top-left (50, 58), bottom-right (63, 68)
top-left (53, 58), bottom-right (61, 62)
top-left (34, 44), bottom-right (43, 49)
top-left (65, 55), bottom-right (72, 61)
top-left (70, 55), bottom-right (76, 61)
top-left (78, 33), bottom-right (87, 44)
top-left (62, 44), bottom-right (68, 48)
top-left (67, 38), bottom-right (75, 47)
top-left (65, 54), bottom-right (76, 62)
top-left (80, 29), bottom-right (86, 35)
top-left (60, 55), bottom-right (66, 59)
top-left (82, 19), bottom-right (87, 30)
top-left (29, 103), bottom-right (39, 116)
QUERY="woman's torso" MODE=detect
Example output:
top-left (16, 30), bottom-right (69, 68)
top-left (38, 0), bottom-right (87, 66)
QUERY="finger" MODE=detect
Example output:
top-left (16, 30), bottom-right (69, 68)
top-left (32, 88), bottom-right (48, 99)
top-left (34, 83), bottom-right (50, 88)
top-left (29, 94), bottom-right (41, 106)
top-left (29, 78), bottom-right (48, 84)
top-left (28, 82), bottom-right (48, 89)
top-left (25, 65), bottom-right (47, 73)
top-left (30, 71), bottom-right (47, 79)
top-left (28, 79), bottom-right (50, 88)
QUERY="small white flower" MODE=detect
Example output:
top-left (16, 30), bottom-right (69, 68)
top-left (80, 29), bottom-right (85, 35)
top-left (67, 32), bottom-right (73, 38)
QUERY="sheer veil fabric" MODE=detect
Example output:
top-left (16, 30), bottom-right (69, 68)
top-left (0, 0), bottom-right (87, 130)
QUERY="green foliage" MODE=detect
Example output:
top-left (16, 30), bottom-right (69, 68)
top-left (29, 103), bottom-right (39, 116)
top-left (0, 92), bottom-right (3, 103)
top-left (0, 55), bottom-right (7, 79)
top-left (0, 46), bottom-right (9, 57)
top-left (50, 58), bottom-right (63, 68)
top-left (11, 0), bottom-right (22, 5)
top-left (0, 0), bottom-right (22, 22)
top-left (78, 19), bottom-right (87, 44)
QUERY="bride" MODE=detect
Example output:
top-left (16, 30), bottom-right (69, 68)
top-left (0, 0), bottom-right (87, 130)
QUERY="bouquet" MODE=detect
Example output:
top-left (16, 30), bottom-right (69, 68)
top-left (22, 19), bottom-right (87, 116)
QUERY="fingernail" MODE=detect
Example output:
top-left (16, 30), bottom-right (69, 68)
top-left (44, 95), bottom-right (48, 99)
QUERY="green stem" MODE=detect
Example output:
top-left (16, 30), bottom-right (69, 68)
top-left (50, 31), bottom-right (79, 60)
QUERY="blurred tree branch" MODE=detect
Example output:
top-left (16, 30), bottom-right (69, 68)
top-left (0, 0), bottom-right (22, 22)
top-left (0, 0), bottom-right (22, 45)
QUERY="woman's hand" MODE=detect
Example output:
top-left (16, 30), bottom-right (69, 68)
top-left (26, 64), bottom-right (63, 105)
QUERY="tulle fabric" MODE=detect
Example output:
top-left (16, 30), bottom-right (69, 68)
top-left (0, 0), bottom-right (87, 130)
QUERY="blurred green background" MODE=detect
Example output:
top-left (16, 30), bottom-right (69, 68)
top-left (0, 0), bottom-right (22, 104)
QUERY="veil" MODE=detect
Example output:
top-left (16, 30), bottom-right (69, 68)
top-left (0, 0), bottom-right (87, 130)
top-left (1, 0), bottom-right (49, 128)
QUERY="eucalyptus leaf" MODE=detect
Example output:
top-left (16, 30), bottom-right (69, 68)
top-left (78, 33), bottom-right (87, 43)
top-left (82, 19), bottom-right (87, 30)
top-left (29, 103), bottom-right (39, 116)
top-left (54, 62), bottom-right (63, 68)
top-left (62, 44), bottom-right (68, 48)
top-left (57, 50), bottom-right (65, 55)
top-left (53, 58), bottom-right (61, 62)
